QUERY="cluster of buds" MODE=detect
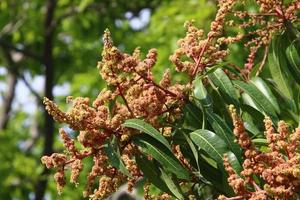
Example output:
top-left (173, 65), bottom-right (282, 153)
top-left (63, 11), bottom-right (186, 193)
top-left (170, 0), bottom-right (238, 77)
top-left (171, 0), bottom-right (299, 80)
top-left (226, 0), bottom-right (299, 78)
top-left (219, 106), bottom-right (300, 200)
top-left (41, 29), bottom-right (188, 199)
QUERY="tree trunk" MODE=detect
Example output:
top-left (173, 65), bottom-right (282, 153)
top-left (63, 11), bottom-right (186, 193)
top-left (34, 0), bottom-right (56, 199)
top-left (0, 49), bottom-right (18, 130)
top-left (0, 72), bottom-right (17, 130)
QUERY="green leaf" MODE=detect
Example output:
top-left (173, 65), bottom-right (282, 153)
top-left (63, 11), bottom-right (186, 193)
top-left (252, 138), bottom-right (268, 146)
top-left (268, 35), bottom-right (293, 100)
top-left (160, 169), bottom-right (185, 200)
top-left (241, 93), bottom-right (260, 111)
top-left (123, 119), bottom-right (171, 150)
top-left (133, 134), bottom-right (190, 180)
top-left (244, 121), bottom-right (261, 137)
top-left (103, 136), bottom-right (130, 176)
top-left (135, 155), bottom-right (170, 193)
top-left (183, 102), bottom-right (203, 131)
top-left (208, 68), bottom-right (239, 107)
top-left (190, 129), bottom-right (228, 165)
top-left (226, 151), bottom-right (242, 174)
top-left (181, 130), bottom-right (201, 175)
top-left (250, 77), bottom-right (280, 113)
top-left (234, 80), bottom-right (278, 123)
top-left (206, 112), bottom-right (241, 159)
top-left (197, 156), bottom-right (232, 195)
top-left (193, 75), bottom-right (213, 111)
top-left (286, 38), bottom-right (300, 85)
top-left (197, 62), bottom-right (229, 80)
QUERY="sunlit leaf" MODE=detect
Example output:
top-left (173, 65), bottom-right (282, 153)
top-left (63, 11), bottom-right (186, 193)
top-left (123, 119), bottom-right (171, 150)
top-left (190, 129), bottom-right (228, 165)
top-left (208, 68), bottom-right (239, 107)
top-left (206, 112), bottom-right (241, 159)
top-left (193, 75), bottom-right (213, 111)
top-left (250, 77), bottom-right (280, 113)
top-left (268, 35), bottom-right (293, 100)
top-left (234, 80), bottom-right (278, 123)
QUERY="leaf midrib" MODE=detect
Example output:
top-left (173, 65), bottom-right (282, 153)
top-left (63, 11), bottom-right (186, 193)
top-left (191, 131), bottom-right (223, 162)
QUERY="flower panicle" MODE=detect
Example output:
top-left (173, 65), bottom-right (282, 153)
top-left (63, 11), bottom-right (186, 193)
top-left (221, 105), bottom-right (300, 200)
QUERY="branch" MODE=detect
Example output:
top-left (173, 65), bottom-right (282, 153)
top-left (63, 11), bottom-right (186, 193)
top-left (192, 35), bottom-right (212, 77)
top-left (256, 45), bottom-right (269, 76)
top-left (136, 71), bottom-right (180, 98)
top-left (20, 74), bottom-right (43, 106)
top-left (0, 18), bottom-right (25, 37)
top-left (0, 48), bottom-right (18, 130)
top-left (0, 39), bottom-right (42, 62)
top-left (117, 83), bottom-right (134, 117)
top-left (34, 0), bottom-right (57, 199)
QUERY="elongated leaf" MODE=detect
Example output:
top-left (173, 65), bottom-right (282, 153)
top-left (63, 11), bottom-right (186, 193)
top-left (250, 77), bottom-right (280, 113)
top-left (234, 80), bottom-right (278, 122)
top-left (193, 75), bottom-right (213, 111)
top-left (244, 121), bottom-right (261, 137)
top-left (206, 112), bottom-right (241, 159)
top-left (271, 87), bottom-right (299, 124)
top-left (208, 68), bottom-right (239, 106)
top-left (181, 130), bottom-right (201, 175)
top-left (295, 88), bottom-right (300, 121)
top-left (103, 136), bottom-right (130, 176)
top-left (241, 93), bottom-right (260, 111)
top-left (123, 119), bottom-right (171, 150)
top-left (183, 102), bottom-right (203, 131)
top-left (269, 35), bottom-right (293, 100)
top-left (197, 156), bottom-right (232, 195)
top-left (160, 169), bottom-right (185, 200)
top-left (190, 129), bottom-right (228, 165)
top-left (133, 134), bottom-right (190, 180)
top-left (178, 143), bottom-right (198, 171)
top-left (241, 104), bottom-right (265, 132)
top-left (135, 155), bottom-right (170, 193)
top-left (252, 138), bottom-right (267, 146)
top-left (286, 38), bottom-right (300, 84)
top-left (226, 151), bottom-right (242, 174)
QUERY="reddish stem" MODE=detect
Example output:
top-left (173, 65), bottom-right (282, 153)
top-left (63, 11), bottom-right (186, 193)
top-left (250, 178), bottom-right (262, 191)
top-left (192, 36), bottom-right (212, 77)
top-left (65, 151), bottom-right (93, 165)
top-left (225, 196), bottom-right (247, 200)
top-left (136, 72), bottom-right (180, 98)
top-left (117, 83), bottom-right (134, 117)
top-left (156, 106), bottom-right (174, 116)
